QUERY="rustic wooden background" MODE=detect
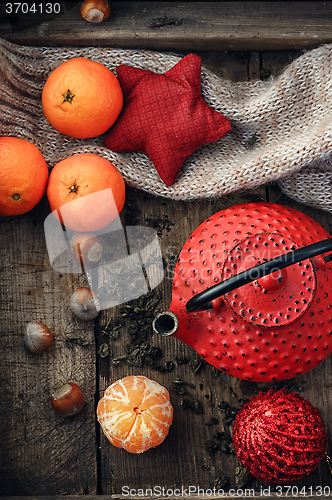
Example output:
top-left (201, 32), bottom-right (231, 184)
top-left (1, 2), bottom-right (332, 498)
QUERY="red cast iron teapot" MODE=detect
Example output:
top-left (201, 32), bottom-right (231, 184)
top-left (153, 202), bottom-right (332, 382)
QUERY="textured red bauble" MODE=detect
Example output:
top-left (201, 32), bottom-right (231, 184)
top-left (233, 389), bottom-right (327, 484)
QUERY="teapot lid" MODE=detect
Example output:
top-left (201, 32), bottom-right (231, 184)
top-left (222, 232), bottom-right (316, 328)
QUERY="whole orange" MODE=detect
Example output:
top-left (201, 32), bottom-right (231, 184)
top-left (97, 375), bottom-right (173, 453)
top-left (0, 137), bottom-right (49, 216)
top-left (46, 153), bottom-right (125, 232)
top-left (42, 57), bottom-right (123, 139)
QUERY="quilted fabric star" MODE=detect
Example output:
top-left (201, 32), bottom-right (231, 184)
top-left (104, 53), bottom-right (231, 186)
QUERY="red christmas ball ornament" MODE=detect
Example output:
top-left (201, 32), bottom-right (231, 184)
top-left (233, 389), bottom-right (327, 484)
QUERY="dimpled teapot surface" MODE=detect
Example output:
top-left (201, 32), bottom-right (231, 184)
top-left (153, 203), bottom-right (332, 382)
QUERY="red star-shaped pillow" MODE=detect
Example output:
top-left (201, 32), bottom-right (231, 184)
top-left (104, 53), bottom-right (231, 186)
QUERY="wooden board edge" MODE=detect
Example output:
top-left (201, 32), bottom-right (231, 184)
top-left (2, 495), bottom-right (331, 500)
top-left (1, 2), bottom-right (332, 51)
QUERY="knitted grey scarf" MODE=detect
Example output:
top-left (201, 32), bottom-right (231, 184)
top-left (1, 39), bottom-right (332, 211)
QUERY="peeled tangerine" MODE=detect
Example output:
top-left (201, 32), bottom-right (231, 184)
top-left (97, 375), bottom-right (173, 453)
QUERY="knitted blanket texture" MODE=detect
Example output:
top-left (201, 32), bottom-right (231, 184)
top-left (1, 39), bottom-right (332, 211)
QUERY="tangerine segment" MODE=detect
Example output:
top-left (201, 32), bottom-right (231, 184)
top-left (42, 57), bottom-right (123, 139)
top-left (97, 375), bottom-right (173, 454)
top-left (97, 398), bottom-right (136, 448)
top-left (46, 153), bottom-right (125, 232)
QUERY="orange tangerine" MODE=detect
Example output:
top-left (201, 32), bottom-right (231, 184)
top-left (42, 57), bottom-right (123, 139)
top-left (46, 153), bottom-right (125, 232)
top-left (0, 136), bottom-right (49, 216)
top-left (97, 375), bottom-right (173, 453)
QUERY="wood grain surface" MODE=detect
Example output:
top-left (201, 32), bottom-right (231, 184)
top-left (1, 8), bottom-right (332, 498)
top-left (0, 2), bottom-right (332, 50)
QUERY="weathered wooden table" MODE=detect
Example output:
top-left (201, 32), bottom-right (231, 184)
top-left (1, 2), bottom-right (332, 498)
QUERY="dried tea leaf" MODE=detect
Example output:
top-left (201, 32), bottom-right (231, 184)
top-left (325, 451), bottom-right (332, 476)
top-left (182, 394), bottom-right (204, 414)
top-left (123, 193), bottom-right (141, 226)
top-left (175, 356), bottom-right (189, 365)
top-left (218, 401), bottom-right (239, 425)
top-left (204, 417), bottom-right (219, 427)
top-left (271, 378), bottom-right (306, 393)
top-left (165, 361), bottom-right (175, 371)
top-left (173, 385), bottom-right (187, 395)
top-left (112, 354), bottom-right (128, 366)
top-left (204, 386), bottom-right (215, 408)
top-left (213, 474), bottom-right (228, 490)
top-left (189, 357), bottom-right (202, 374)
top-left (204, 440), bottom-right (220, 453)
top-left (145, 298), bottom-right (160, 311)
top-left (153, 360), bottom-right (175, 373)
top-left (145, 346), bottom-right (163, 365)
top-left (238, 398), bottom-right (249, 408)
top-left (102, 316), bottom-right (125, 339)
top-left (99, 289), bottom-right (163, 368)
top-left (66, 335), bottom-right (92, 348)
top-left (235, 460), bottom-right (251, 489)
top-left (128, 321), bottom-right (139, 335)
top-left (126, 343), bottom-right (149, 367)
top-left (145, 214), bottom-right (175, 238)
top-left (172, 377), bottom-right (186, 385)
top-left (98, 343), bottom-right (110, 358)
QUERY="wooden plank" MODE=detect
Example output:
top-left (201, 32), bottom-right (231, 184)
top-left (261, 50), bottom-right (303, 80)
top-left (0, 201), bottom-right (97, 495)
top-left (97, 188), bottom-right (270, 496)
top-left (94, 54), bottom-right (263, 497)
top-left (4, 496), bottom-right (331, 500)
top-left (0, 2), bottom-right (332, 50)
top-left (260, 55), bottom-right (332, 492)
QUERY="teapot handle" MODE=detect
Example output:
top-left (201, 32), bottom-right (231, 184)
top-left (186, 237), bottom-right (332, 313)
